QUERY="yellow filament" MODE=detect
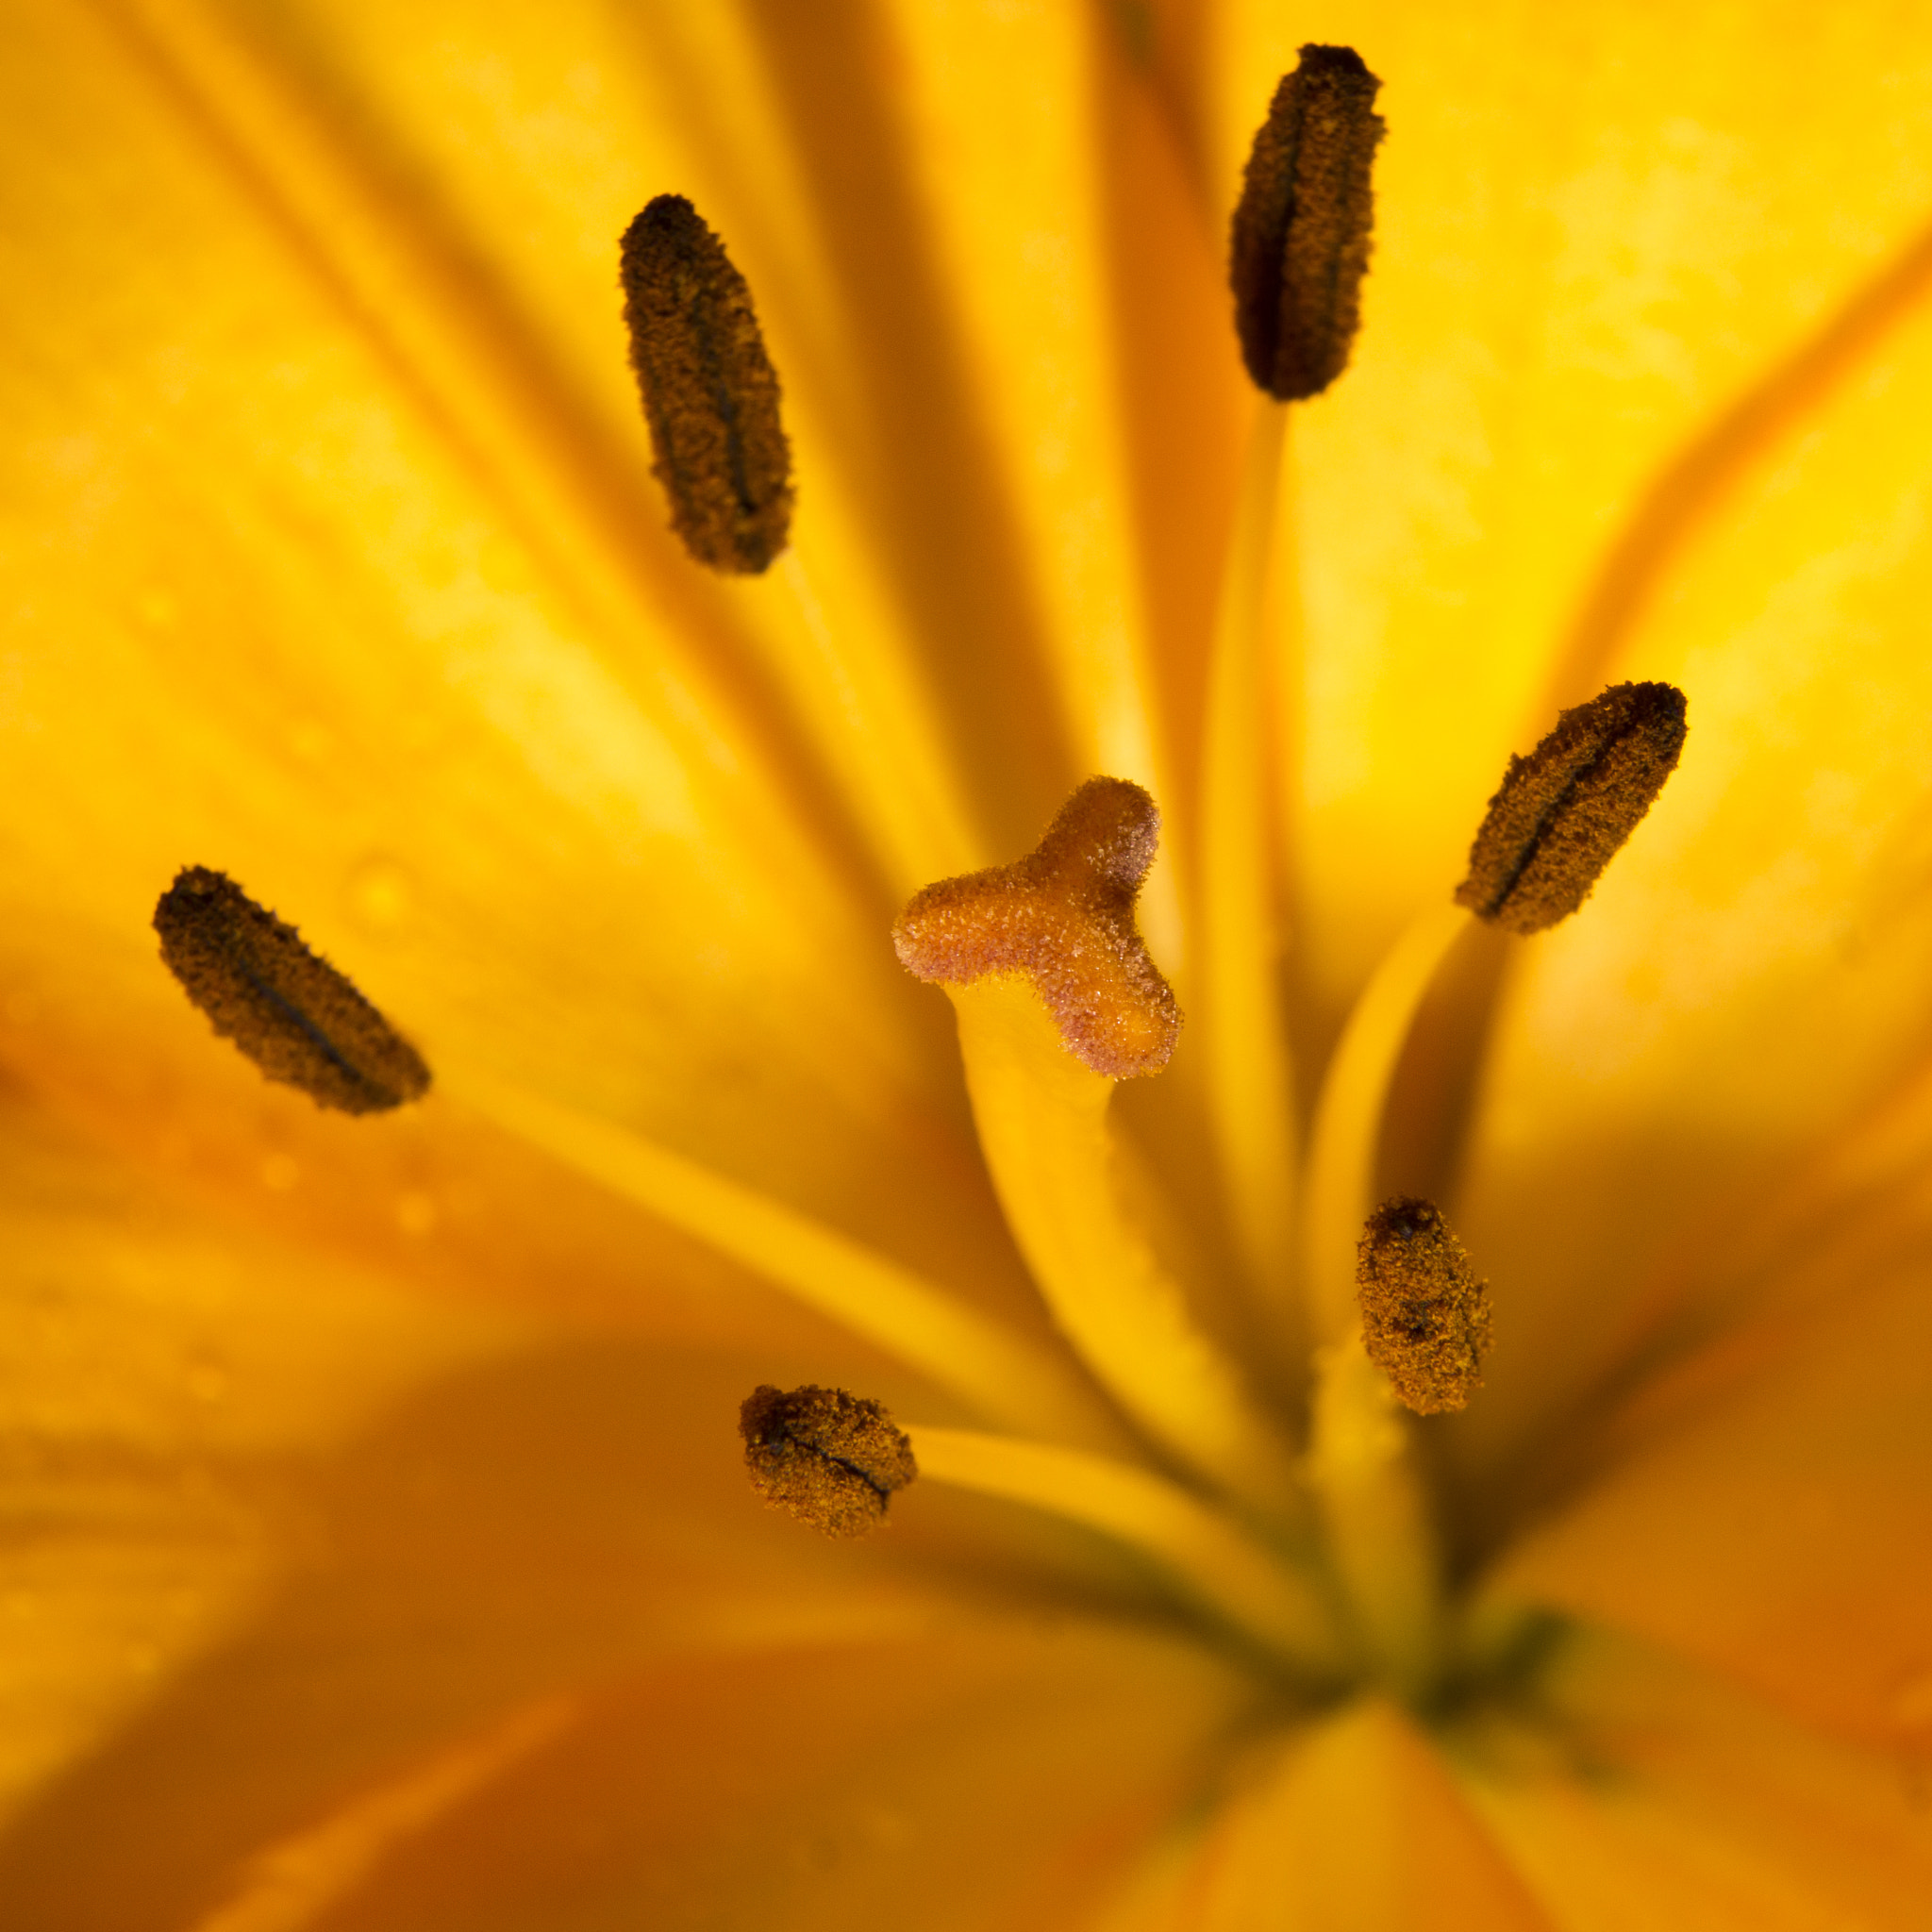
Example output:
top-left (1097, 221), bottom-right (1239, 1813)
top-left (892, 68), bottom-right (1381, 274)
top-left (445, 1067), bottom-right (1119, 1448)
top-left (908, 1425), bottom-right (1343, 1670)
top-left (1306, 1336), bottom-right (1441, 1696)
top-left (1199, 400), bottom-right (1299, 1302)
top-left (768, 548), bottom-right (985, 894)
top-left (1301, 904), bottom-right (1469, 1342)
top-left (1295, 908), bottom-right (1469, 1691)
top-left (946, 975), bottom-right (1297, 1510)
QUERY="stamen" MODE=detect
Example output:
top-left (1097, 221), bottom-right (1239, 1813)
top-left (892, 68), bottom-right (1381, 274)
top-left (1200, 402), bottom-right (1300, 1300)
top-left (1302, 904), bottom-right (1468, 1342)
top-left (767, 545), bottom-right (987, 895)
top-left (1229, 45), bottom-right (1384, 401)
top-left (620, 194), bottom-right (793, 574)
top-left (1357, 1196), bottom-right (1491, 1415)
top-left (1456, 680), bottom-right (1689, 933)
top-left (444, 1068), bottom-right (1121, 1449)
top-left (908, 1425), bottom-right (1345, 1670)
top-left (893, 776), bottom-right (1179, 1079)
top-left (740, 1384), bottom-right (917, 1539)
top-left (154, 867), bottom-right (429, 1114)
top-left (1306, 1335), bottom-right (1442, 1694)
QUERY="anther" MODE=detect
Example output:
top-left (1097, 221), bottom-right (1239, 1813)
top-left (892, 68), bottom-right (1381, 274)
top-left (739, 1384), bottom-right (918, 1539)
top-left (892, 777), bottom-right (1180, 1078)
top-left (1455, 681), bottom-right (1689, 934)
top-left (154, 868), bottom-right (430, 1114)
top-left (619, 194), bottom-right (793, 574)
top-left (1356, 1196), bottom-right (1491, 1415)
top-left (1229, 44), bottom-right (1384, 401)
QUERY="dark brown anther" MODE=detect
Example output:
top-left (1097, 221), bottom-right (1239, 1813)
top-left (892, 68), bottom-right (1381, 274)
top-left (892, 776), bottom-right (1180, 1078)
top-left (620, 194), bottom-right (793, 574)
top-left (1357, 1196), bottom-right (1491, 1415)
top-left (154, 868), bottom-right (429, 1114)
top-left (740, 1384), bottom-right (918, 1539)
top-left (1229, 44), bottom-right (1384, 400)
top-left (1456, 681), bottom-right (1689, 935)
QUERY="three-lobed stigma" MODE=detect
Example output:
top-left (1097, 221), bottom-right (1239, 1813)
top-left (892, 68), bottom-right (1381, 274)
top-left (892, 776), bottom-right (1181, 1078)
top-left (1229, 44), bottom-right (1385, 401)
top-left (620, 194), bottom-right (793, 574)
top-left (1457, 680), bottom-right (1689, 934)
top-left (1356, 1196), bottom-right (1491, 1415)
top-left (740, 1384), bottom-right (918, 1539)
top-left (154, 868), bottom-right (429, 1114)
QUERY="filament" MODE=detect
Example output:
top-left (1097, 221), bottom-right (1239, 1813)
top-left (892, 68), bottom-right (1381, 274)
top-left (908, 1424), bottom-right (1342, 1670)
top-left (770, 546), bottom-right (986, 894)
top-left (1301, 904), bottom-right (1469, 1342)
top-left (1198, 399), bottom-right (1299, 1305)
top-left (446, 1065), bottom-right (1120, 1449)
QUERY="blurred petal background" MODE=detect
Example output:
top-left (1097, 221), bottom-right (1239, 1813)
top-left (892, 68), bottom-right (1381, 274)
top-left (5, 0), bottom-right (1932, 1925)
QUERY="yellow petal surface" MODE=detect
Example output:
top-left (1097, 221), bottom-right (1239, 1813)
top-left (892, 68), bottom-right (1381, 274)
top-left (0, 1088), bottom-right (526, 1836)
top-left (0, 0), bottom-right (1046, 1323)
top-left (10, 0), bottom-right (1932, 1920)
top-left (0, 1082), bottom-right (1259, 1924)
top-left (1450, 241), bottom-right (1932, 1481)
top-left (1462, 1625), bottom-right (1932, 1930)
top-left (1174, 1696), bottom-right (1550, 1931)
top-left (1491, 1241), bottom-right (1932, 1756)
top-left (1214, 3), bottom-right (1932, 1020)
top-left (3, 1608), bottom-right (1246, 1932)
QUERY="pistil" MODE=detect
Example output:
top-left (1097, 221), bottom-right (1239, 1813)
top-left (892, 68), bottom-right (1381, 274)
top-left (896, 780), bottom-right (1298, 1512)
top-left (941, 974), bottom-right (1298, 1512)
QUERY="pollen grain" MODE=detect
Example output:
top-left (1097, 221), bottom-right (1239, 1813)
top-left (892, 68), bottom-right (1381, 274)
top-left (1229, 44), bottom-right (1384, 401)
top-left (740, 1384), bottom-right (918, 1539)
top-left (620, 194), bottom-right (793, 574)
top-left (1456, 680), bottom-right (1689, 934)
top-left (1356, 1196), bottom-right (1491, 1415)
top-left (154, 867), bottom-right (429, 1115)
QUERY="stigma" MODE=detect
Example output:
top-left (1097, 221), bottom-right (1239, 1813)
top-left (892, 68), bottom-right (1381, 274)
top-left (891, 776), bottom-right (1180, 1078)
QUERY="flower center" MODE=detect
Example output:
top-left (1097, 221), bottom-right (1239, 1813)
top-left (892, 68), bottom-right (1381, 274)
top-left (147, 41), bottom-right (1694, 1730)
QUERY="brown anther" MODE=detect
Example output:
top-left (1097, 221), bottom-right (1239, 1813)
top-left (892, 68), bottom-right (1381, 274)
top-left (154, 868), bottom-right (430, 1114)
top-left (620, 194), bottom-right (793, 574)
top-left (739, 1384), bottom-right (917, 1539)
top-left (1357, 1196), bottom-right (1491, 1415)
top-left (1456, 681), bottom-right (1689, 935)
top-left (1229, 44), bottom-right (1384, 401)
top-left (892, 777), bottom-right (1180, 1078)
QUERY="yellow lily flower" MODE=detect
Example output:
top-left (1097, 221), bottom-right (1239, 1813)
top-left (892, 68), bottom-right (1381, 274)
top-left (6, 0), bottom-right (1932, 1924)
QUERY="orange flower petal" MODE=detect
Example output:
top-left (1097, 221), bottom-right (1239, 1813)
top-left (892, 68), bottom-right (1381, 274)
top-left (1492, 1250), bottom-right (1932, 1755)
top-left (1174, 1697), bottom-right (1550, 1930)
top-left (1465, 1626), bottom-right (1932, 1930)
